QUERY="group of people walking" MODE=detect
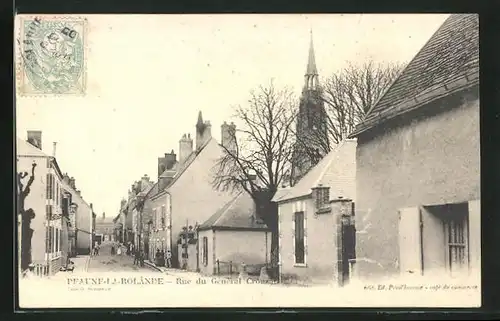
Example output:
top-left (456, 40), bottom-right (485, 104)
top-left (92, 240), bottom-right (174, 269)
top-left (108, 241), bottom-right (144, 267)
top-left (155, 249), bottom-right (172, 268)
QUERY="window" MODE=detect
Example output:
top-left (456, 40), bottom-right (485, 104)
top-left (444, 210), bottom-right (469, 274)
top-left (161, 205), bottom-right (166, 229)
top-left (294, 212), bottom-right (305, 264)
top-left (46, 205), bottom-right (53, 220)
top-left (152, 209), bottom-right (157, 229)
top-left (55, 228), bottom-right (59, 252)
top-left (48, 226), bottom-right (53, 254)
top-left (46, 174), bottom-right (54, 199)
top-left (202, 237), bottom-right (208, 266)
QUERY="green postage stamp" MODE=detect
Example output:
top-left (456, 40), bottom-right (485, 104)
top-left (16, 15), bottom-right (88, 96)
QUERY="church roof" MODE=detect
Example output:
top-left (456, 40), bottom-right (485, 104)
top-left (350, 14), bottom-right (479, 137)
top-left (198, 191), bottom-right (269, 231)
top-left (273, 139), bottom-right (357, 203)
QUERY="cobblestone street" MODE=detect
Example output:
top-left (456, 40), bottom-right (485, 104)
top-left (87, 242), bottom-right (156, 273)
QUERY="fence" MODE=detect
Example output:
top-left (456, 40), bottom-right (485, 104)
top-left (33, 263), bottom-right (50, 277)
top-left (215, 259), bottom-right (268, 277)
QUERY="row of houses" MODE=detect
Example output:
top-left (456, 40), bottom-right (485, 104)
top-left (113, 114), bottom-right (272, 274)
top-left (17, 131), bottom-right (97, 276)
top-left (114, 14), bottom-right (479, 284)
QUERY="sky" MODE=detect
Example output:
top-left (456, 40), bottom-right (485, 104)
top-left (15, 14), bottom-right (450, 218)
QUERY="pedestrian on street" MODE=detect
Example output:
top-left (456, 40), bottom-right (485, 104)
top-left (155, 249), bottom-right (161, 266)
top-left (140, 251), bottom-right (145, 267)
top-left (166, 250), bottom-right (172, 268)
top-left (111, 245), bottom-right (115, 255)
top-left (133, 249), bottom-right (140, 265)
top-left (117, 245), bottom-right (122, 256)
top-left (159, 249), bottom-right (165, 267)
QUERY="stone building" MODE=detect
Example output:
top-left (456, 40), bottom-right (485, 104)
top-left (273, 139), bottom-right (357, 285)
top-left (198, 190), bottom-right (271, 276)
top-left (142, 111), bottom-right (238, 269)
top-left (349, 14), bottom-right (480, 280)
top-left (95, 212), bottom-right (115, 243)
top-left (17, 131), bottom-right (95, 275)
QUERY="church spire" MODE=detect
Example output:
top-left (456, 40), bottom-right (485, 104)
top-left (197, 111), bottom-right (204, 126)
top-left (306, 29), bottom-right (318, 76)
top-left (304, 29), bottom-right (319, 91)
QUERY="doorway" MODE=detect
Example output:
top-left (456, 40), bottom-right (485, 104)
top-left (338, 201), bottom-right (356, 286)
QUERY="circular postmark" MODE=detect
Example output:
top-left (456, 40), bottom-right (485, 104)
top-left (21, 19), bottom-right (84, 94)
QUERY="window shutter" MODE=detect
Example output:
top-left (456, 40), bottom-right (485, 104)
top-left (46, 174), bottom-right (51, 199)
top-left (468, 200), bottom-right (480, 271)
top-left (398, 207), bottom-right (422, 275)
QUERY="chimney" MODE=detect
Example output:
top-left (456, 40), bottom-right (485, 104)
top-left (204, 121), bottom-right (212, 144)
top-left (27, 130), bottom-right (42, 150)
top-left (221, 121), bottom-right (237, 153)
top-left (102, 212), bottom-right (105, 220)
top-left (165, 150), bottom-right (177, 169)
top-left (179, 133), bottom-right (193, 164)
top-left (158, 156), bottom-right (167, 178)
top-left (76, 190), bottom-right (81, 196)
top-left (52, 142), bottom-right (57, 157)
top-left (69, 177), bottom-right (76, 189)
top-left (312, 184), bottom-right (330, 210)
top-left (140, 174), bottom-right (150, 190)
top-left (63, 173), bottom-right (70, 185)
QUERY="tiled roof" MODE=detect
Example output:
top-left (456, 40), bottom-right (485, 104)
top-left (198, 191), bottom-right (269, 231)
top-left (351, 14), bottom-right (479, 137)
top-left (272, 139), bottom-right (357, 203)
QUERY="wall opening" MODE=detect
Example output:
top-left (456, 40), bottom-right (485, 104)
top-left (423, 202), bottom-right (469, 276)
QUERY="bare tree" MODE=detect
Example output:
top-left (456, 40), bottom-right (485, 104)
top-left (212, 80), bottom-right (297, 278)
top-left (18, 161), bottom-right (37, 272)
top-left (323, 61), bottom-right (404, 143)
top-left (294, 60), bottom-right (405, 165)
